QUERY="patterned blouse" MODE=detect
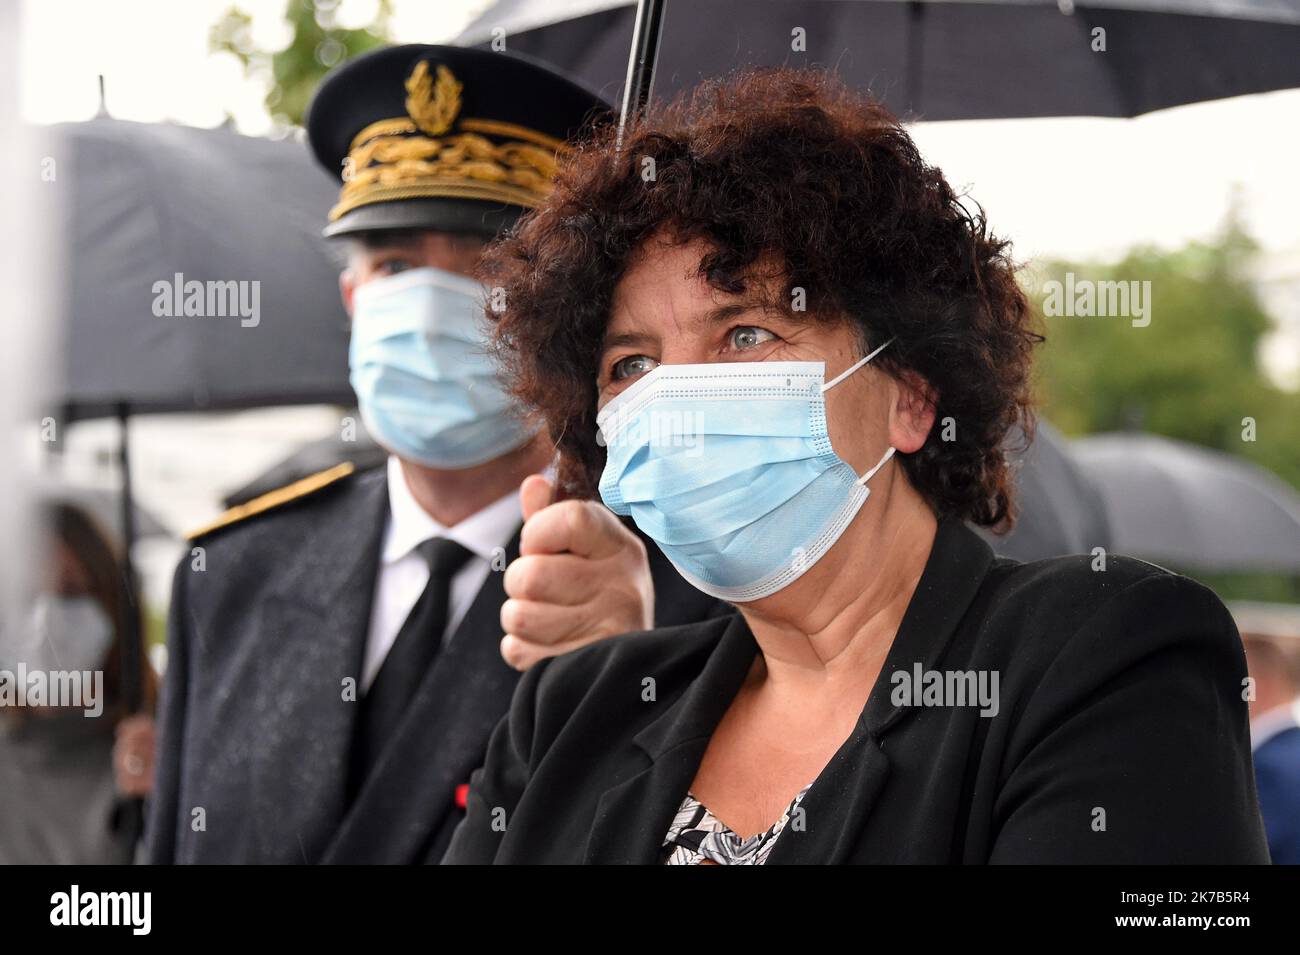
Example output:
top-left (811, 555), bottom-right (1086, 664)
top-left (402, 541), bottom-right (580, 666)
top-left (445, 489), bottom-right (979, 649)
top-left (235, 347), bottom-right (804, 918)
top-left (661, 785), bottom-right (811, 865)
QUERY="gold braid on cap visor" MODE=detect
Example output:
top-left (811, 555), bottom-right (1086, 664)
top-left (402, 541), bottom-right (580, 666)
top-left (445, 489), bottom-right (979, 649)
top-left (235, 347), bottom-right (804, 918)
top-left (328, 61), bottom-right (572, 222)
top-left (329, 118), bottom-right (570, 220)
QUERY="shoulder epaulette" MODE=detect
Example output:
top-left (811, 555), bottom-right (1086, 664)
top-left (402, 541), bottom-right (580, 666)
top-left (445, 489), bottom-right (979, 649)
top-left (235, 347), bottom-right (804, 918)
top-left (185, 461), bottom-right (356, 541)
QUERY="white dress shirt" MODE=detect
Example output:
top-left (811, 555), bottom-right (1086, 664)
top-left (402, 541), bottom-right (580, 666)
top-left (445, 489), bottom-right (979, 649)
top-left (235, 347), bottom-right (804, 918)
top-left (360, 456), bottom-right (522, 692)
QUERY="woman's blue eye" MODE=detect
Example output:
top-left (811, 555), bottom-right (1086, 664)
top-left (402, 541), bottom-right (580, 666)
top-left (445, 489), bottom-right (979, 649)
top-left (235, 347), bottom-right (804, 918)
top-left (381, 260), bottom-right (413, 275)
top-left (729, 326), bottom-right (775, 350)
top-left (612, 355), bottom-right (659, 381)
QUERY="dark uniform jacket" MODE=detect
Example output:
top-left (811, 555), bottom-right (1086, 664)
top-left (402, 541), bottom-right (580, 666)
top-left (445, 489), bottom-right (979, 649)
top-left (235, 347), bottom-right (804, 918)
top-left (145, 465), bottom-right (721, 864)
top-left (444, 516), bottom-right (1270, 864)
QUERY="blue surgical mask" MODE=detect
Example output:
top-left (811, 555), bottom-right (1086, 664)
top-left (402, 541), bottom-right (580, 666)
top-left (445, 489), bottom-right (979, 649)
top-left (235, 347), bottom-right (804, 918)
top-left (17, 594), bottom-right (115, 673)
top-left (349, 267), bottom-right (537, 469)
top-left (597, 340), bottom-right (895, 602)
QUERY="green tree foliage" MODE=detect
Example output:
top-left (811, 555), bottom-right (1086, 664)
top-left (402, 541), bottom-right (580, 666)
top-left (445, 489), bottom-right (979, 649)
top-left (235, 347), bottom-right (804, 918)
top-left (1034, 209), bottom-right (1300, 492)
top-left (1033, 207), bottom-right (1299, 600)
top-left (211, 0), bottom-right (394, 127)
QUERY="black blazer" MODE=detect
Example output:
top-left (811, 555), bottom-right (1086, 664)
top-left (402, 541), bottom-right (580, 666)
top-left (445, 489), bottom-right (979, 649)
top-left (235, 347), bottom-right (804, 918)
top-left (146, 466), bottom-right (721, 864)
top-left (444, 517), bottom-right (1270, 864)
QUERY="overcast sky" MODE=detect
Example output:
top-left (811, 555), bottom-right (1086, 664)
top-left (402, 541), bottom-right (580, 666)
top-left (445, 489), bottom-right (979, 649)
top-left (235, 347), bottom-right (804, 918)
top-left (20, 0), bottom-right (1300, 268)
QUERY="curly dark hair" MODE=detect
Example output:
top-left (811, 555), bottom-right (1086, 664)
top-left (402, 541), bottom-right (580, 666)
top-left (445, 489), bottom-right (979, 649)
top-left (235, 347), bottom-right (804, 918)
top-left (484, 68), bottom-right (1041, 528)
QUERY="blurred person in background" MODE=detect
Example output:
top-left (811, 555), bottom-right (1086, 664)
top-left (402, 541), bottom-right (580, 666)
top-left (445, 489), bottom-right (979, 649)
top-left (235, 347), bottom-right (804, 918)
top-left (1236, 605), bottom-right (1300, 864)
top-left (0, 501), bottom-right (157, 864)
top-left (146, 45), bottom-right (721, 865)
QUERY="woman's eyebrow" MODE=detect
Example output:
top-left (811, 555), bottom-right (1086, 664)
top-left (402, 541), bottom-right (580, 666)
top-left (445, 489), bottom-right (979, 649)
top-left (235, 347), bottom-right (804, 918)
top-left (600, 329), bottom-right (658, 352)
top-left (600, 300), bottom-right (774, 354)
top-left (700, 302), bottom-right (763, 326)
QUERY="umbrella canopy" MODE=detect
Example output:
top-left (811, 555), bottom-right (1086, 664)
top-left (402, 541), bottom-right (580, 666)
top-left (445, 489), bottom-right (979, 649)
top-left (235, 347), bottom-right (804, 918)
top-left (46, 117), bottom-right (353, 423)
top-left (1073, 433), bottom-right (1300, 573)
top-left (975, 419), bottom-right (1111, 562)
top-left (458, 0), bottom-right (1300, 120)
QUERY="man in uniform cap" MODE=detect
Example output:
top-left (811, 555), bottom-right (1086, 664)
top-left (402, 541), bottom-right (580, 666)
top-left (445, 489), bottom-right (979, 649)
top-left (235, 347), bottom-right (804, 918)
top-left (146, 45), bottom-right (722, 864)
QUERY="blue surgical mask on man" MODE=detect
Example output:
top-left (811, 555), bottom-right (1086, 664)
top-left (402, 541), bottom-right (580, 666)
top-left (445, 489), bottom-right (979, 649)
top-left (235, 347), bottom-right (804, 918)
top-left (597, 339), bottom-right (896, 602)
top-left (348, 266), bottom-right (537, 469)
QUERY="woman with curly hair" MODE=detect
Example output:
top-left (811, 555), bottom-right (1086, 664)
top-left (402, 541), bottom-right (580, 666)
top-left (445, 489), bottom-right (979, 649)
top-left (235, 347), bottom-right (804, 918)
top-left (444, 69), bottom-right (1267, 865)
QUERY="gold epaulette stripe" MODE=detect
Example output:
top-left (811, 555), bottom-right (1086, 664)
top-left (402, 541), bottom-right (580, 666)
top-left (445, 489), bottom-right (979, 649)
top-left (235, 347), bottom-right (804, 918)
top-left (185, 462), bottom-right (356, 541)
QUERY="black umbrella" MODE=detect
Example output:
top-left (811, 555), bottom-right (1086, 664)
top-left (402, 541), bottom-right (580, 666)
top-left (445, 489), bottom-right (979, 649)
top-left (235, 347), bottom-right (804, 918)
top-left (975, 420), bottom-right (1112, 562)
top-left (1073, 433), bottom-right (1300, 573)
top-left (47, 117), bottom-right (352, 421)
top-left (41, 117), bottom-right (352, 731)
top-left (458, 0), bottom-right (1300, 122)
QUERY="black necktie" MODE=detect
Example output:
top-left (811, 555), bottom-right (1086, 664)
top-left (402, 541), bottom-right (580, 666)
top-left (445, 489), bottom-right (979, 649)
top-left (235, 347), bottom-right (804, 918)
top-left (352, 537), bottom-right (473, 793)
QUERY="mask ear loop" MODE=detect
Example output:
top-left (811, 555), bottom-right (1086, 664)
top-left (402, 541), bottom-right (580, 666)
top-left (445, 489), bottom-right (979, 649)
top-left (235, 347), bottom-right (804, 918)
top-left (856, 446), bottom-right (897, 486)
top-left (820, 337), bottom-right (895, 393)
top-left (817, 336), bottom-right (898, 485)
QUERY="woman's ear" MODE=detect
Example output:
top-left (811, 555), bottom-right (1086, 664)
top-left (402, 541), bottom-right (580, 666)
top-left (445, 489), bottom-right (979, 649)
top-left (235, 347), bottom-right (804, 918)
top-left (889, 371), bottom-right (938, 453)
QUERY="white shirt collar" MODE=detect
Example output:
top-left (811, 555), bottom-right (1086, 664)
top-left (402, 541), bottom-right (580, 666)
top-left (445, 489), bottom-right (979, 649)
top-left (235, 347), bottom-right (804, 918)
top-left (1250, 697), bottom-right (1300, 752)
top-left (382, 456), bottom-right (522, 564)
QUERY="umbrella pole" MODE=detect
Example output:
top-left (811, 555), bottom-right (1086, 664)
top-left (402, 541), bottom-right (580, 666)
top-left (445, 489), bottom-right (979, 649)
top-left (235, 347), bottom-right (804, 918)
top-left (616, 0), bottom-right (666, 148)
top-left (114, 403), bottom-right (147, 848)
top-left (115, 403), bottom-right (142, 714)
top-left (904, 0), bottom-right (926, 118)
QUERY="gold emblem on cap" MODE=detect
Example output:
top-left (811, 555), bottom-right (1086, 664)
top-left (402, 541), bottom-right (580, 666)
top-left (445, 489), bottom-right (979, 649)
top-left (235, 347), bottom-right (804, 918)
top-left (405, 61), bottom-right (462, 137)
top-left (327, 59), bottom-right (578, 225)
